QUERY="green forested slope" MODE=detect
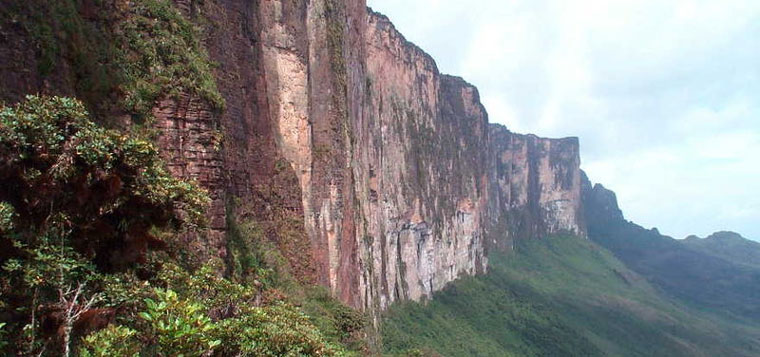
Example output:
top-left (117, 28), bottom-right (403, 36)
top-left (382, 235), bottom-right (760, 356)
top-left (584, 182), bottom-right (760, 323)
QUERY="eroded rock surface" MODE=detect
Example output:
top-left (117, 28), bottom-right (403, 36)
top-left (355, 12), bottom-right (490, 309)
top-left (0, 0), bottom-right (588, 315)
top-left (488, 125), bottom-right (585, 251)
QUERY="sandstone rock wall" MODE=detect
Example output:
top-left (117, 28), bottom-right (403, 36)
top-left (488, 124), bottom-right (585, 251)
top-left (0, 0), bottom-right (587, 314)
top-left (354, 12), bottom-right (490, 310)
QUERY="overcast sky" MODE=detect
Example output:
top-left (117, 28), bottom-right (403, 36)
top-left (367, 0), bottom-right (760, 241)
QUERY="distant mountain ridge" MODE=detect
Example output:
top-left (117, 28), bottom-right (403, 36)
top-left (582, 172), bottom-right (760, 321)
top-left (683, 231), bottom-right (760, 269)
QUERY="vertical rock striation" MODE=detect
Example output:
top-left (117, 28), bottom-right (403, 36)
top-left (0, 0), bottom-right (588, 314)
top-left (355, 12), bottom-right (490, 310)
top-left (487, 125), bottom-right (585, 251)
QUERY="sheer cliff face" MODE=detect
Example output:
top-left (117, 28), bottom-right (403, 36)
top-left (356, 12), bottom-right (490, 309)
top-left (157, 1), bottom-right (490, 310)
top-left (488, 125), bottom-right (586, 251)
top-left (0, 0), bottom-right (585, 312)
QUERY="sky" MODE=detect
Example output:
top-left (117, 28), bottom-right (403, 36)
top-left (367, 0), bottom-right (760, 241)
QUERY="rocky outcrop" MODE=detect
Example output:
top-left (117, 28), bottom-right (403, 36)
top-left (488, 125), bottom-right (585, 251)
top-left (581, 171), bottom-right (625, 224)
top-left (355, 12), bottom-right (490, 310)
top-left (153, 96), bottom-right (227, 260)
top-left (0, 0), bottom-right (587, 314)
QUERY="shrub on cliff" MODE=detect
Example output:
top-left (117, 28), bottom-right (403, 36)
top-left (79, 261), bottom-right (346, 357)
top-left (0, 95), bottom-right (208, 354)
top-left (0, 95), bottom-right (208, 269)
top-left (0, 96), bottom-right (355, 356)
top-left (6, 0), bottom-right (224, 122)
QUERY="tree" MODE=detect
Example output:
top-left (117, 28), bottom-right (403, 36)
top-left (0, 95), bottom-right (208, 354)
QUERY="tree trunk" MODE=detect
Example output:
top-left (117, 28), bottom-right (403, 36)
top-left (62, 315), bottom-right (73, 357)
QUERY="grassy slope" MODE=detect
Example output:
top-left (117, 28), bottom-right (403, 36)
top-left (381, 235), bottom-right (760, 356)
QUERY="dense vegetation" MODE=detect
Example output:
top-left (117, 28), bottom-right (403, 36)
top-left (0, 1), bottom-right (370, 354)
top-left (2, 0), bottom-right (224, 123)
top-left (0, 96), bottom-right (365, 356)
top-left (382, 235), bottom-right (760, 356)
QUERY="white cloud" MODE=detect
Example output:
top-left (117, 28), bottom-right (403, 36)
top-left (368, 0), bottom-right (760, 240)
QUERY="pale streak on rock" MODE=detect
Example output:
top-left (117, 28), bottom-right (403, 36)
top-left (0, 0), bottom-right (588, 317)
top-left (150, 3), bottom-right (585, 315)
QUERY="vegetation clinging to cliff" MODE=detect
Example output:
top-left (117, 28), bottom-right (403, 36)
top-left (5, 0), bottom-right (224, 123)
top-left (0, 95), bottom-right (208, 354)
top-left (0, 96), bottom-right (357, 356)
top-left (0, 95), bottom-right (209, 262)
top-left (117, 0), bottom-right (225, 117)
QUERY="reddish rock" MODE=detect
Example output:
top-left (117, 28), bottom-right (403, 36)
top-left (488, 125), bottom-right (586, 251)
top-left (0, 0), bottom-right (588, 318)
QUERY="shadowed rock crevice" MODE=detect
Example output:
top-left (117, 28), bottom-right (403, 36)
top-left (0, 0), bottom-right (588, 316)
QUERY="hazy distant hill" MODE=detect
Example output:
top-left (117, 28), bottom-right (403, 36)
top-left (583, 177), bottom-right (760, 322)
top-left (683, 231), bottom-right (760, 269)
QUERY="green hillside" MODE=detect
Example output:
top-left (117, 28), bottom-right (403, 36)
top-left (683, 231), bottom-right (760, 270)
top-left (381, 235), bottom-right (760, 356)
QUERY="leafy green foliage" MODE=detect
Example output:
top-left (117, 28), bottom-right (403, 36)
top-left (0, 96), bottom-right (208, 354)
top-left (0, 97), bottom-right (361, 353)
top-left (212, 302), bottom-right (343, 356)
top-left (0, 322), bottom-right (8, 350)
top-left (3, 230), bottom-right (98, 293)
top-left (79, 260), bottom-right (349, 357)
top-left (117, 0), bottom-right (225, 117)
top-left (222, 206), bottom-right (368, 354)
top-left (0, 1), bottom-right (365, 355)
top-left (301, 286), bottom-right (368, 351)
top-left (0, 202), bottom-right (14, 232)
top-left (80, 325), bottom-right (140, 357)
top-left (0, 95), bottom-right (208, 253)
top-left (139, 289), bottom-right (220, 356)
top-left (382, 235), bottom-right (760, 356)
top-left (224, 201), bottom-right (278, 284)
